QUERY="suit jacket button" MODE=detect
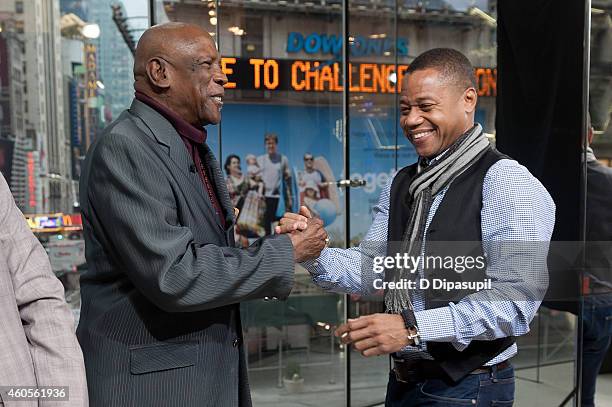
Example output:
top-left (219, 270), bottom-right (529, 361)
top-left (233, 337), bottom-right (241, 347)
top-left (264, 296), bottom-right (270, 301)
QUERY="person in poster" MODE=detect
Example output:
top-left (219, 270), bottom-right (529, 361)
top-left (298, 152), bottom-right (326, 195)
top-left (224, 154), bottom-right (251, 246)
top-left (257, 133), bottom-right (293, 235)
top-left (224, 154), bottom-right (249, 210)
top-left (297, 153), bottom-right (341, 227)
top-left (225, 153), bottom-right (267, 242)
top-left (245, 153), bottom-right (265, 195)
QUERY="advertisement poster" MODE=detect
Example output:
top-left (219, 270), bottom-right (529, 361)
top-left (218, 103), bottom-right (418, 245)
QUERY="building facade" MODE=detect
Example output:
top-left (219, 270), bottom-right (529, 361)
top-left (0, 5), bottom-right (27, 209)
top-left (87, 0), bottom-right (134, 121)
top-left (16, 0), bottom-right (72, 213)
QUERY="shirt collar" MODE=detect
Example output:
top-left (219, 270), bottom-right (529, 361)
top-left (135, 91), bottom-right (207, 144)
top-left (418, 124), bottom-right (477, 168)
top-left (420, 148), bottom-right (449, 167)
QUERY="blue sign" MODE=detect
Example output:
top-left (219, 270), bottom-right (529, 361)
top-left (287, 32), bottom-right (409, 57)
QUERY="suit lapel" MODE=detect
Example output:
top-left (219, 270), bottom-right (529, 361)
top-left (128, 99), bottom-right (226, 231)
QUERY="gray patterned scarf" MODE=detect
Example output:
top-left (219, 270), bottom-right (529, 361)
top-left (384, 124), bottom-right (491, 314)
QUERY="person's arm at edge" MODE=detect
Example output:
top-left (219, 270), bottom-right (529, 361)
top-left (0, 175), bottom-right (88, 406)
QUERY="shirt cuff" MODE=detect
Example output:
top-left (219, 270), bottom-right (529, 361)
top-left (300, 248), bottom-right (331, 275)
top-left (414, 306), bottom-right (457, 342)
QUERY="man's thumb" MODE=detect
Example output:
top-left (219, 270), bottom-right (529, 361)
top-left (299, 205), bottom-right (313, 218)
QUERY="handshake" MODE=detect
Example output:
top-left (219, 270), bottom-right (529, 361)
top-left (275, 206), bottom-right (329, 263)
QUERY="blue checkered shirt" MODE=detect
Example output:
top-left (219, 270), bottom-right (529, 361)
top-left (302, 159), bottom-right (555, 365)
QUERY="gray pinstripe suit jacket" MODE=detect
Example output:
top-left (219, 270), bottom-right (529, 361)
top-left (77, 99), bottom-right (295, 406)
top-left (0, 174), bottom-right (88, 407)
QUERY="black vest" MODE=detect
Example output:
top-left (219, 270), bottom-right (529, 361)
top-left (387, 146), bottom-right (515, 383)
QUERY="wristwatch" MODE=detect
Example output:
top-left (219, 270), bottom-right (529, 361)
top-left (400, 308), bottom-right (421, 346)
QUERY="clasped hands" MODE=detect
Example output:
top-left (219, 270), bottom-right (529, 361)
top-left (276, 206), bottom-right (328, 263)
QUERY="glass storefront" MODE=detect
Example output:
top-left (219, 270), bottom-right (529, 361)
top-left (1, 0), bottom-right (611, 406)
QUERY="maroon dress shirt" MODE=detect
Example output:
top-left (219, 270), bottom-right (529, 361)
top-left (135, 91), bottom-right (226, 228)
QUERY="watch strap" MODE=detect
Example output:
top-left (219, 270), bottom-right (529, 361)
top-left (400, 308), bottom-right (421, 346)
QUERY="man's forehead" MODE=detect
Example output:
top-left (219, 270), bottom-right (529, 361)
top-left (180, 34), bottom-right (217, 57)
top-left (138, 24), bottom-right (217, 60)
top-left (401, 69), bottom-right (447, 99)
top-left (154, 23), bottom-right (213, 49)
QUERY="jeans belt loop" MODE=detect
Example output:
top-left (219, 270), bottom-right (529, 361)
top-left (490, 364), bottom-right (498, 382)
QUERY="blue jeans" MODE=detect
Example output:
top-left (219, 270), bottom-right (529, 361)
top-left (385, 364), bottom-right (515, 406)
top-left (581, 294), bottom-right (612, 407)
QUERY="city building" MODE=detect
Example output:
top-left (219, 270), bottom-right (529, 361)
top-left (60, 11), bottom-right (106, 207)
top-left (0, 4), bottom-right (27, 210)
top-left (87, 0), bottom-right (135, 121)
top-left (13, 0), bottom-right (72, 213)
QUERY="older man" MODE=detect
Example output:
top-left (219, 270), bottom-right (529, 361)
top-left (278, 48), bottom-right (555, 406)
top-left (0, 173), bottom-right (87, 406)
top-left (77, 23), bottom-right (326, 406)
